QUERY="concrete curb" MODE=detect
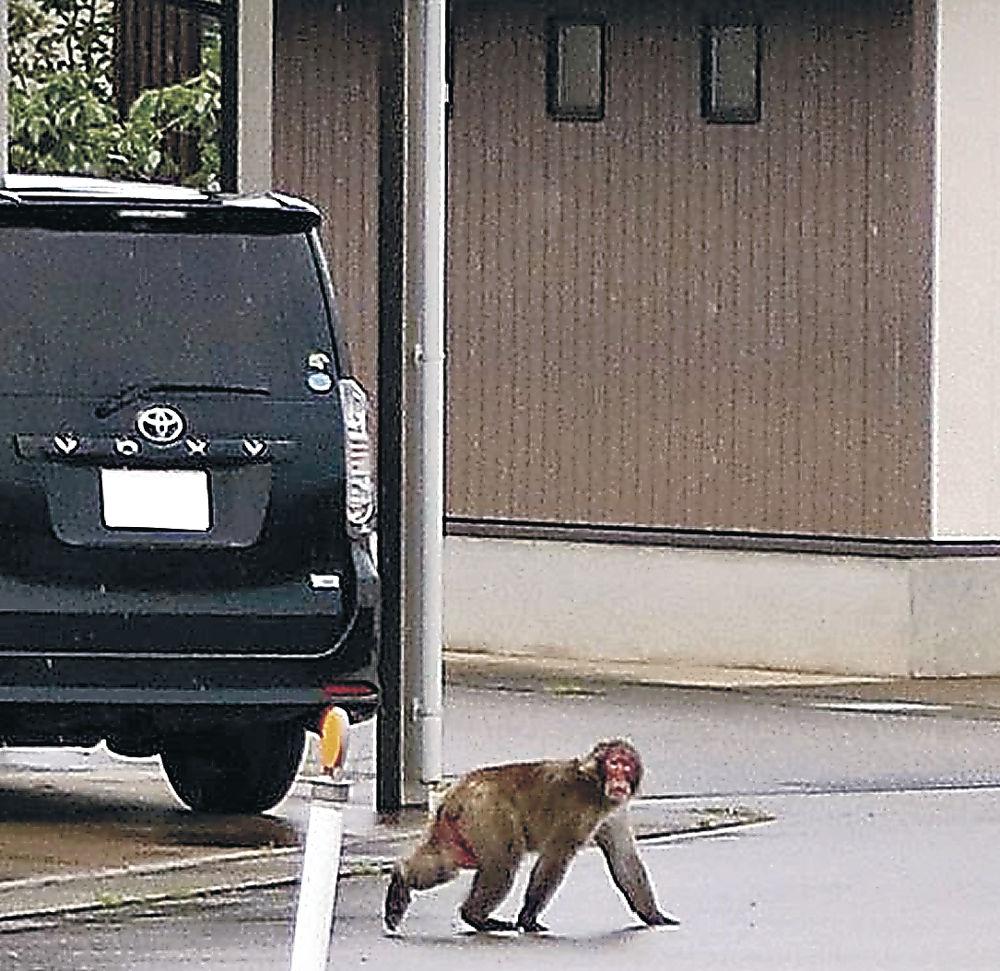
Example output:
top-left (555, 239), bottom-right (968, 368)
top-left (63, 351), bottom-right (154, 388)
top-left (444, 649), bottom-right (1000, 713)
top-left (0, 848), bottom-right (404, 927)
top-left (0, 848), bottom-right (302, 924)
top-left (444, 649), bottom-right (890, 692)
top-left (0, 801), bottom-right (770, 924)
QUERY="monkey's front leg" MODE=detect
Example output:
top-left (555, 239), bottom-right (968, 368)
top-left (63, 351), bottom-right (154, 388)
top-left (516, 848), bottom-right (575, 933)
top-left (593, 813), bottom-right (680, 927)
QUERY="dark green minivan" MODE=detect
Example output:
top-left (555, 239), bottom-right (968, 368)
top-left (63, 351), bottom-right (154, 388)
top-left (0, 174), bottom-right (379, 812)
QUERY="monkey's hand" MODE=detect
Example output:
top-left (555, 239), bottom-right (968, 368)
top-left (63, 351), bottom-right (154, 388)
top-left (642, 910), bottom-right (681, 927)
top-left (517, 917), bottom-right (549, 934)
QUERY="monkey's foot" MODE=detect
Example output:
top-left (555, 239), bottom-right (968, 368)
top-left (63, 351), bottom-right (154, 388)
top-left (644, 911), bottom-right (681, 927)
top-left (460, 912), bottom-right (517, 933)
top-left (383, 871), bottom-right (411, 931)
top-left (517, 918), bottom-right (549, 933)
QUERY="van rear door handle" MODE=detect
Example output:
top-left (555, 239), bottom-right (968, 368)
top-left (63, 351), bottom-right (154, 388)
top-left (13, 435), bottom-right (297, 464)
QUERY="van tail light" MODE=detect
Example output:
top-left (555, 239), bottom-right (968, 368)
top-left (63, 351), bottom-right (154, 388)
top-left (337, 378), bottom-right (376, 538)
top-left (322, 682), bottom-right (377, 699)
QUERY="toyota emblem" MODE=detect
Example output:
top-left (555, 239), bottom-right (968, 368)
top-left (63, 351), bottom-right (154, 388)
top-left (135, 405), bottom-right (185, 445)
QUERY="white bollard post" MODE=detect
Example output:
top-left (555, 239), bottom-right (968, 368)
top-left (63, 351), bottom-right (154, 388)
top-left (289, 777), bottom-right (352, 971)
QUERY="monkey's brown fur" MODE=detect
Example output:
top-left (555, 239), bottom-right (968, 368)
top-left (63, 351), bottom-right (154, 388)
top-left (384, 739), bottom-right (679, 933)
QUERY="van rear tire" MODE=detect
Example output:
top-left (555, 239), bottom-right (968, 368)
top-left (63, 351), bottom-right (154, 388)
top-left (161, 722), bottom-right (305, 814)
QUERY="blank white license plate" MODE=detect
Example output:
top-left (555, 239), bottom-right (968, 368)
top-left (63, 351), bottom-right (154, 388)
top-left (101, 469), bottom-right (210, 531)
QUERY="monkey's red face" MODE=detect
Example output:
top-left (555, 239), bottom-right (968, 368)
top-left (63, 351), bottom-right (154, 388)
top-left (601, 745), bottom-right (641, 803)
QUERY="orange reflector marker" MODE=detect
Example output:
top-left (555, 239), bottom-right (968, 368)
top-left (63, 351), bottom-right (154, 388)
top-left (318, 706), bottom-right (350, 776)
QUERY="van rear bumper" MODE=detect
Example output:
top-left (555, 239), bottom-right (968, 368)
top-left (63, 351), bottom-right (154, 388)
top-left (0, 574), bottom-right (358, 659)
top-left (0, 544), bottom-right (380, 738)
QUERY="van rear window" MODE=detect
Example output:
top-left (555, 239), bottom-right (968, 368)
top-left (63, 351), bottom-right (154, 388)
top-left (0, 228), bottom-right (334, 398)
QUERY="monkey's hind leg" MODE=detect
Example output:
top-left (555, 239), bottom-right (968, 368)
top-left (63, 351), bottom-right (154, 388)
top-left (384, 869), bottom-right (411, 932)
top-left (516, 849), bottom-right (576, 933)
top-left (459, 858), bottom-right (519, 933)
top-left (384, 843), bottom-right (459, 932)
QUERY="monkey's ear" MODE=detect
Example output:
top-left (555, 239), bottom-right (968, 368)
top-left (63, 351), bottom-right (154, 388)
top-left (579, 740), bottom-right (614, 782)
top-left (577, 753), bottom-right (602, 782)
top-left (580, 739), bottom-right (616, 777)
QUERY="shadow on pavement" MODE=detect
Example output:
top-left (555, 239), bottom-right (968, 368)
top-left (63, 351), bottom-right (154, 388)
top-left (0, 767), bottom-right (300, 884)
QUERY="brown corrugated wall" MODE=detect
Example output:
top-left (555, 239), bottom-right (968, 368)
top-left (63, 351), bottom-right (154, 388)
top-left (114, 0), bottom-right (203, 178)
top-left (115, 0), bottom-right (202, 113)
top-left (273, 0), bottom-right (932, 540)
top-left (273, 0), bottom-right (381, 389)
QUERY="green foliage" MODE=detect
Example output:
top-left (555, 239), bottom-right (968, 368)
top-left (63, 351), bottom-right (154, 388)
top-left (8, 0), bottom-right (222, 186)
top-left (9, 0), bottom-right (115, 94)
top-left (126, 30), bottom-right (221, 185)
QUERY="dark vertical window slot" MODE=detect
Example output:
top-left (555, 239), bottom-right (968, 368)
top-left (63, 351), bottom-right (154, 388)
top-left (547, 20), bottom-right (606, 122)
top-left (701, 25), bottom-right (761, 124)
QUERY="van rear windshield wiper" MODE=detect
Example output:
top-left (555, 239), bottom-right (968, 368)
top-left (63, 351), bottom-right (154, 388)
top-left (95, 382), bottom-right (271, 418)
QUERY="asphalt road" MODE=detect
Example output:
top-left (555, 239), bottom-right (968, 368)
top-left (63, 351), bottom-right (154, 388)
top-left (6, 680), bottom-right (1000, 968)
top-left (444, 681), bottom-right (1000, 797)
top-left (7, 787), bottom-right (1000, 970)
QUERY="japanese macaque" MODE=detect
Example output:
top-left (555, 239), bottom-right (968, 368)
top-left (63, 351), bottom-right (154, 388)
top-left (383, 739), bottom-right (679, 933)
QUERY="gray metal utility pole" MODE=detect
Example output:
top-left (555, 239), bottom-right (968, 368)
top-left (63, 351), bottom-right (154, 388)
top-left (404, 0), bottom-right (447, 803)
top-left (235, 0), bottom-right (272, 192)
top-left (376, 0), bottom-right (447, 812)
top-left (1, 0), bottom-right (8, 186)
